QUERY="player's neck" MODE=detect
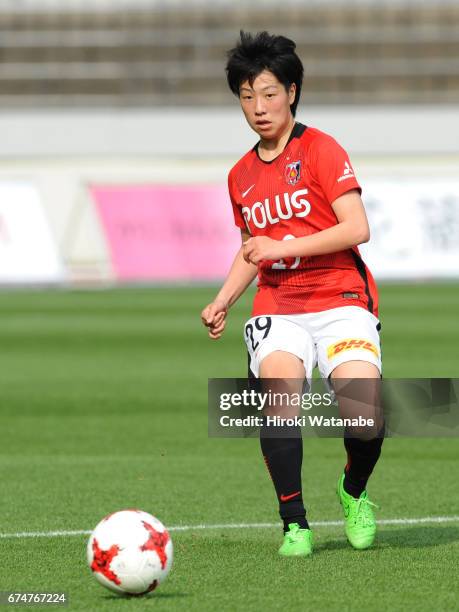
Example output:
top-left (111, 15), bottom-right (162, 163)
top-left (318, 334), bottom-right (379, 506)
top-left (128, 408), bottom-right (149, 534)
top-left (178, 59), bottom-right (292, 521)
top-left (258, 116), bottom-right (296, 162)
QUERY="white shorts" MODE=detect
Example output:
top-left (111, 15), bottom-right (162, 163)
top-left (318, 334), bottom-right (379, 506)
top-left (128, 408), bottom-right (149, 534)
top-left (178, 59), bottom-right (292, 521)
top-left (244, 306), bottom-right (381, 380)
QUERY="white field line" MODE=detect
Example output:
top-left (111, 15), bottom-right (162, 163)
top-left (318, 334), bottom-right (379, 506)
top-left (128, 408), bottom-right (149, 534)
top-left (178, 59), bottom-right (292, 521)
top-left (1, 515), bottom-right (459, 540)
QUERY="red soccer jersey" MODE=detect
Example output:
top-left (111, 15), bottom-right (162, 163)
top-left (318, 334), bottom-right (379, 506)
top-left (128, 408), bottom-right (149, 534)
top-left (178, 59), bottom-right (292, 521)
top-left (228, 123), bottom-right (378, 317)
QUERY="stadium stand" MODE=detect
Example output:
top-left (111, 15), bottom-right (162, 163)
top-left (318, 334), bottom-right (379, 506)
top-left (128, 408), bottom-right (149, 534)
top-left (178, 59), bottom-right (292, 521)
top-left (0, 0), bottom-right (458, 107)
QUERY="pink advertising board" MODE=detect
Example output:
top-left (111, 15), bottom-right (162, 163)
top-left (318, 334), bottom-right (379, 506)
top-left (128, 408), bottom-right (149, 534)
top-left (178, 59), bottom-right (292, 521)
top-left (91, 184), bottom-right (241, 281)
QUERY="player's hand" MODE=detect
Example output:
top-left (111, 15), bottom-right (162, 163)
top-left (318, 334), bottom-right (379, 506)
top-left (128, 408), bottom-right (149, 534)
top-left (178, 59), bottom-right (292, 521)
top-left (201, 299), bottom-right (228, 340)
top-left (243, 236), bottom-right (283, 264)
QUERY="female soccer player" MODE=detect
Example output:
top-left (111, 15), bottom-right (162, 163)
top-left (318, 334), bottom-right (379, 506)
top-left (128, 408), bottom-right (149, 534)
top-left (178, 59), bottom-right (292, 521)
top-left (201, 31), bottom-right (384, 557)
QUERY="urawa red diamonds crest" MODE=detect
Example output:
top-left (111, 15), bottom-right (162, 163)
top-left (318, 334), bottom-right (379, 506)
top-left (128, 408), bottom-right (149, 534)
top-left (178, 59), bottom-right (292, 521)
top-left (284, 160), bottom-right (301, 185)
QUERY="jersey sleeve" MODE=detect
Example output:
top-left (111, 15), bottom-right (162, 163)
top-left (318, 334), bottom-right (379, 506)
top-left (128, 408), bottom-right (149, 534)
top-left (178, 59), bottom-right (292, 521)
top-left (311, 135), bottom-right (361, 205)
top-left (228, 170), bottom-right (246, 230)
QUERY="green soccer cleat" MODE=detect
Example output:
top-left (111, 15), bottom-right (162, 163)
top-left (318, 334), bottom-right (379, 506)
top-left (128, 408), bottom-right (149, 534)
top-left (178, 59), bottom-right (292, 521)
top-left (337, 473), bottom-right (378, 550)
top-left (278, 523), bottom-right (313, 557)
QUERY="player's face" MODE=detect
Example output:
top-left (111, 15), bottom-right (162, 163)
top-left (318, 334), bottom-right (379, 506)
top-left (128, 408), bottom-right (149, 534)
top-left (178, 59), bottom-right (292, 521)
top-left (239, 70), bottom-right (296, 141)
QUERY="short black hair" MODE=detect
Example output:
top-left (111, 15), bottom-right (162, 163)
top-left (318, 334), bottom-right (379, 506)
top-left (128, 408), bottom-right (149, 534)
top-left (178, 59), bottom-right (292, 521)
top-left (225, 30), bottom-right (304, 116)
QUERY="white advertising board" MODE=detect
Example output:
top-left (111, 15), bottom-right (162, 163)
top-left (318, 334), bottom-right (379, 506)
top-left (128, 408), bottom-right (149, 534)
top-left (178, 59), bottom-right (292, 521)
top-left (0, 182), bottom-right (64, 283)
top-left (360, 180), bottom-right (459, 279)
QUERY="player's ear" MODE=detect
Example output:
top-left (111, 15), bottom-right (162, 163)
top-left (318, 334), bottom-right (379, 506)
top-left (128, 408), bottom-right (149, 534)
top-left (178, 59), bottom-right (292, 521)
top-left (288, 83), bottom-right (296, 105)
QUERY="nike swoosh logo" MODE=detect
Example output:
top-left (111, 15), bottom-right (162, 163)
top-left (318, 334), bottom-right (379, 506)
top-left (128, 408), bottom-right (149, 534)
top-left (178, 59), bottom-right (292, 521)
top-left (280, 491), bottom-right (301, 502)
top-left (242, 184), bottom-right (255, 198)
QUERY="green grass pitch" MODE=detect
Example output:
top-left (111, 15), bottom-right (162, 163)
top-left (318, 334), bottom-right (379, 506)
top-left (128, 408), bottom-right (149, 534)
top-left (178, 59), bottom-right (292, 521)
top-left (0, 284), bottom-right (458, 611)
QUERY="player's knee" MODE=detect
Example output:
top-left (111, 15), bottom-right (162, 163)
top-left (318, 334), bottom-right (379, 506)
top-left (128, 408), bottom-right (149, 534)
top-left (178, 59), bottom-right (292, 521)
top-left (345, 420), bottom-right (385, 442)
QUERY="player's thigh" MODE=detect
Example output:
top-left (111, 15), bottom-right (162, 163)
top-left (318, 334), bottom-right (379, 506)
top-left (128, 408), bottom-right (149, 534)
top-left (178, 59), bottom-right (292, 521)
top-left (313, 307), bottom-right (383, 437)
top-left (244, 315), bottom-right (315, 417)
top-left (244, 314), bottom-right (315, 382)
top-left (332, 360), bottom-right (383, 437)
top-left (332, 360), bottom-right (380, 380)
top-left (259, 350), bottom-right (305, 378)
top-left (259, 350), bottom-right (306, 417)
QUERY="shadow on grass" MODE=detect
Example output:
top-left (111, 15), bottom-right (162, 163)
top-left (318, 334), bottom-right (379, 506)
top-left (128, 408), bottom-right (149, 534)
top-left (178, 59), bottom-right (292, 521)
top-left (103, 592), bottom-right (189, 601)
top-left (317, 525), bottom-right (459, 552)
top-left (376, 525), bottom-right (459, 549)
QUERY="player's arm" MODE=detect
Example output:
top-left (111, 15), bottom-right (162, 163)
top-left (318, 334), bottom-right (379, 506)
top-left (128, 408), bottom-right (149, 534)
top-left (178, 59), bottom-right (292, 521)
top-left (201, 229), bottom-right (258, 340)
top-left (243, 189), bottom-right (369, 264)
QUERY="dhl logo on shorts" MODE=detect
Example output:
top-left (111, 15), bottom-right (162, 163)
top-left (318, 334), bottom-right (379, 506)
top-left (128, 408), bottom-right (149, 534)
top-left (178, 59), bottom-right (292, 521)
top-left (327, 338), bottom-right (379, 359)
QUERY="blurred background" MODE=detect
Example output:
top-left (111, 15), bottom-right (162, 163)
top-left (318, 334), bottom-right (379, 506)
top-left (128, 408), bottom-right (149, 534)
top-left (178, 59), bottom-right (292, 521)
top-left (0, 0), bottom-right (458, 286)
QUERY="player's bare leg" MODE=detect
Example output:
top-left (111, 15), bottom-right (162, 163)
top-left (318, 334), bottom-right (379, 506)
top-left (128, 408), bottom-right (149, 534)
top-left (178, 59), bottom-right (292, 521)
top-left (259, 351), bottom-right (313, 556)
top-left (331, 360), bottom-right (383, 549)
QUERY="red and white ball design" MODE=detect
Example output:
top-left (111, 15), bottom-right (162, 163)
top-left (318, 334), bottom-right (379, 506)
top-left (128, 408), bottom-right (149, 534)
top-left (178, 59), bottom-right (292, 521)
top-left (87, 509), bottom-right (173, 596)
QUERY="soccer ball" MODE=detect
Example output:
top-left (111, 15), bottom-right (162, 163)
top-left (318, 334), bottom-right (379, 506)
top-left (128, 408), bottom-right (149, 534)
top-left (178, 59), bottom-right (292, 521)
top-left (87, 509), bottom-right (173, 596)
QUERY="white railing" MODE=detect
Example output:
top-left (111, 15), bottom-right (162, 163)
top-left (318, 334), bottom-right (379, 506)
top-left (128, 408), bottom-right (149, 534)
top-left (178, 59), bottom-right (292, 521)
top-left (0, 59), bottom-right (457, 80)
top-left (0, 25), bottom-right (458, 47)
top-left (0, 0), bottom-right (457, 11)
